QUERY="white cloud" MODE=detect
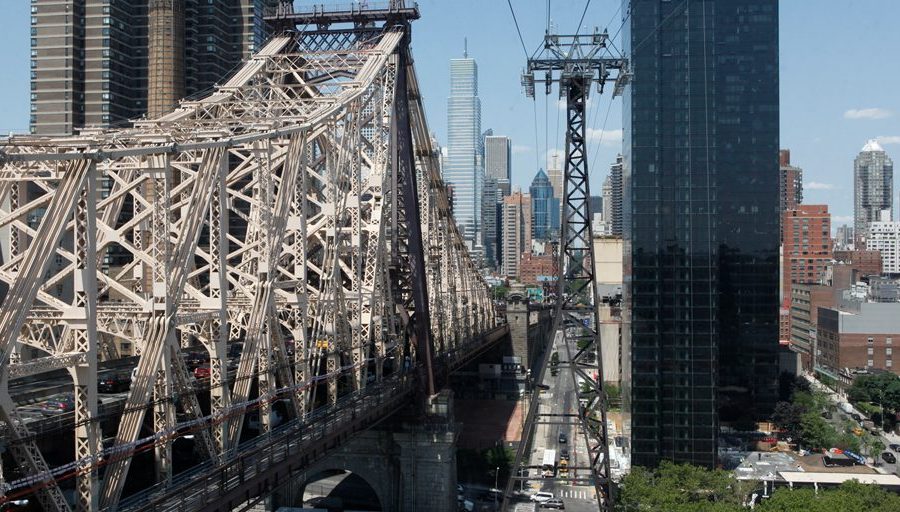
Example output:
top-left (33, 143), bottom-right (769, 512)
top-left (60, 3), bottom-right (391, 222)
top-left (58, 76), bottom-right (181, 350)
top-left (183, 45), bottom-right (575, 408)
top-left (806, 181), bottom-right (835, 190)
top-left (832, 215), bottom-right (853, 224)
top-left (876, 136), bottom-right (900, 145)
top-left (511, 144), bottom-right (533, 154)
top-left (844, 108), bottom-right (893, 120)
top-left (586, 128), bottom-right (623, 146)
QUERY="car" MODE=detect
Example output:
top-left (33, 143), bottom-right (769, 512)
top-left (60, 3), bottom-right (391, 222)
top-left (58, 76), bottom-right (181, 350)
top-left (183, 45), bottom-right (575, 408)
top-left (559, 432), bottom-right (567, 444)
top-left (41, 395), bottom-right (75, 414)
top-left (541, 498), bottom-right (565, 509)
top-left (851, 413), bottom-right (862, 422)
top-left (530, 492), bottom-right (554, 503)
top-left (98, 372), bottom-right (131, 393)
top-left (560, 448), bottom-right (570, 460)
top-left (890, 444), bottom-right (900, 452)
top-left (883, 452), bottom-right (897, 464)
top-left (194, 365), bottom-right (211, 380)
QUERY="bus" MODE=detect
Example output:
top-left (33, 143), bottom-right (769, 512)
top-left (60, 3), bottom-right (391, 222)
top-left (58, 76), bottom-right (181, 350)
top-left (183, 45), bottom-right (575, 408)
top-left (541, 449), bottom-right (557, 478)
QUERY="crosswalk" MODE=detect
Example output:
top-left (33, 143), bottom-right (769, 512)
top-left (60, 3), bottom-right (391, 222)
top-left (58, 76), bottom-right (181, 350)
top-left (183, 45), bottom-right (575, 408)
top-left (557, 488), bottom-right (595, 500)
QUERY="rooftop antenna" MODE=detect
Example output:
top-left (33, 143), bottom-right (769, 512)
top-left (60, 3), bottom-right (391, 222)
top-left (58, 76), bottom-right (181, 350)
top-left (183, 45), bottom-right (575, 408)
top-left (464, 37), bottom-right (468, 58)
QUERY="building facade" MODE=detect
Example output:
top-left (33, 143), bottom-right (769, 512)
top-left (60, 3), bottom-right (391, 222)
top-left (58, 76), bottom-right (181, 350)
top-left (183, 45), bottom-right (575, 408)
top-left (518, 253), bottom-right (555, 286)
top-left (547, 154), bottom-right (564, 203)
top-left (603, 155), bottom-right (623, 236)
top-left (867, 212), bottom-right (900, 274)
top-left (482, 176), bottom-right (499, 267)
top-left (818, 302), bottom-right (900, 376)
top-left (854, 140), bottom-right (894, 241)
top-left (834, 225), bottom-right (854, 250)
top-left (501, 191), bottom-right (531, 279)
top-left (529, 169), bottom-right (559, 241)
top-left (623, 0), bottom-right (780, 468)
top-left (782, 205), bottom-right (832, 299)
top-left (444, 54), bottom-right (484, 250)
top-left (485, 135), bottom-right (511, 197)
top-left (30, 0), bottom-right (276, 134)
top-left (779, 149), bottom-right (803, 213)
top-left (790, 284), bottom-right (836, 371)
top-left (833, 249), bottom-right (883, 279)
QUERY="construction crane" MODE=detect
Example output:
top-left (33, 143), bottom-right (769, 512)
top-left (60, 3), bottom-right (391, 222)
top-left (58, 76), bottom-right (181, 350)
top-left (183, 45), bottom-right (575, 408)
top-left (502, 26), bottom-right (628, 512)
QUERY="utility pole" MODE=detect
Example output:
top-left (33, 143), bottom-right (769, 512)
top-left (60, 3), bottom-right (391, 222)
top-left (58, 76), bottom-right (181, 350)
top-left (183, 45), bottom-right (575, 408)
top-left (503, 27), bottom-right (627, 512)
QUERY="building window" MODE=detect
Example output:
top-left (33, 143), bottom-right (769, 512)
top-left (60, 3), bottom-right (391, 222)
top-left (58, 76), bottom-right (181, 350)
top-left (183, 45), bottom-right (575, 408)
top-left (868, 359), bottom-right (874, 367)
top-left (888, 337), bottom-right (893, 345)
top-left (868, 337), bottom-right (874, 344)
top-left (889, 360), bottom-right (893, 368)
top-left (888, 348), bottom-right (893, 356)
top-left (868, 347), bottom-right (874, 356)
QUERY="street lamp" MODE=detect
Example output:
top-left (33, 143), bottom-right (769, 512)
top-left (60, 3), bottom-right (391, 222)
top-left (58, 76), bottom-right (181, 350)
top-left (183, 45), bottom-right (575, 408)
top-left (494, 465), bottom-right (500, 506)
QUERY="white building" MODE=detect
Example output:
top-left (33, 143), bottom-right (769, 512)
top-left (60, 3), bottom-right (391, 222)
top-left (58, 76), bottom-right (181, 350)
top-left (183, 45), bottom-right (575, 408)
top-left (867, 209), bottom-right (900, 274)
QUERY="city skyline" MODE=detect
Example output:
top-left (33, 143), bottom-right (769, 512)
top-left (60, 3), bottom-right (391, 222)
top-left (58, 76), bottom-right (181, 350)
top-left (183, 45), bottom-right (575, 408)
top-left (1, 1), bottom-right (898, 222)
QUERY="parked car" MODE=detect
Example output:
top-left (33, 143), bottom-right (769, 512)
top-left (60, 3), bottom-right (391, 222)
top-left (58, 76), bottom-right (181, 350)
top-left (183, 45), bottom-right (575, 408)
top-left (41, 395), bottom-right (75, 414)
top-left (194, 365), bottom-right (211, 380)
top-left (541, 498), bottom-right (565, 509)
top-left (560, 448), bottom-right (570, 461)
top-left (883, 452), bottom-right (897, 464)
top-left (530, 492), bottom-right (554, 503)
top-left (890, 444), bottom-right (900, 452)
top-left (98, 372), bottom-right (131, 393)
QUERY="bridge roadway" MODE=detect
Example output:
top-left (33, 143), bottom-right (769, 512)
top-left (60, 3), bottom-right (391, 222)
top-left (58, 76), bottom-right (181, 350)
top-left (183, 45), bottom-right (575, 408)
top-left (114, 324), bottom-right (507, 512)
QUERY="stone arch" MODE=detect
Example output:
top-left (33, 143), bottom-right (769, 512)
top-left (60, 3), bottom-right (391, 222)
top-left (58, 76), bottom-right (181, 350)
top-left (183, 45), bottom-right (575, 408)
top-left (269, 430), bottom-right (399, 511)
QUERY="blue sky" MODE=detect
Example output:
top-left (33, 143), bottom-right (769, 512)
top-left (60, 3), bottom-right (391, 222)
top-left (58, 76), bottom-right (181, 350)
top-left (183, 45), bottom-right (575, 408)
top-left (2, 1), bottom-right (898, 228)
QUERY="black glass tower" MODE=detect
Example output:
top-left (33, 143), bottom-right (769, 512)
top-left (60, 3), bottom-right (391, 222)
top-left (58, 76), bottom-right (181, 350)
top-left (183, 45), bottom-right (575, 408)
top-left (623, 0), bottom-right (780, 468)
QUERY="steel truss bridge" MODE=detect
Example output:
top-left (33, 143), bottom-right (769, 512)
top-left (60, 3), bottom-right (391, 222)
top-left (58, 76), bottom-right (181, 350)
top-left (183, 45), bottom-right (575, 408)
top-left (0, 4), bottom-right (504, 510)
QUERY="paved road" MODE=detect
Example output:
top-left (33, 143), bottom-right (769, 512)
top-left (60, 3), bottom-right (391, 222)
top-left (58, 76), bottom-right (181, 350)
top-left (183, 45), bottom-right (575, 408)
top-left (509, 328), bottom-right (600, 511)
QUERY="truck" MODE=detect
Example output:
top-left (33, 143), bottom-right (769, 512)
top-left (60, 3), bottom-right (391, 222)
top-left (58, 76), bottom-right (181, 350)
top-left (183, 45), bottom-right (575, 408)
top-left (838, 402), bottom-right (855, 415)
top-left (541, 449), bottom-right (557, 478)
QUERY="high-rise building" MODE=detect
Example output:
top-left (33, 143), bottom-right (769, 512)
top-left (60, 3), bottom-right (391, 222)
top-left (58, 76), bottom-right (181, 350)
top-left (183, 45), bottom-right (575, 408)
top-left (603, 155), bottom-right (623, 236)
top-left (624, 0), bottom-right (780, 468)
top-left (782, 205), bottom-right (832, 300)
top-left (485, 135), bottom-right (512, 197)
top-left (30, 0), bottom-right (277, 135)
top-left (779, 149), bottom-right (803, 212)
top-left (867, 210), bottom-right (900, 274)
top-left (854, 140), bottom-right (894, 241)
top-left (482, 176), bottom-right (500, 268)
top-left (547, 153), bottom-right (564, 201)
top-left (444, 52), bottom-right (484, 249)
top-left (530, 169), bottom-right (559, 241)
top-left (501, 190), bottom-right (531, 279)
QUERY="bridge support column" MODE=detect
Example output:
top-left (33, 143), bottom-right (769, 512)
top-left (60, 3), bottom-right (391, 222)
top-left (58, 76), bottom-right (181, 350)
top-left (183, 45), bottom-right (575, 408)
top-left (395, 390), bottom-right (458, 512)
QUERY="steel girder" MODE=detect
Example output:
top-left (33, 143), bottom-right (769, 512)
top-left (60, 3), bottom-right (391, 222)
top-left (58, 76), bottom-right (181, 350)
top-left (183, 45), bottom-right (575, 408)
top-left (0, 23), bottom-right (498, 512)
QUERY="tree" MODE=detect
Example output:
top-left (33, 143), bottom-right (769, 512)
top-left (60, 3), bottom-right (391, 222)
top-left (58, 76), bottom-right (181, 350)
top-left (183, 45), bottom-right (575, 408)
top-left (757, 480), bottom-right (900, 512)
top-left (616, 462), bottom-right (746, 512)
top-left (771, 401), bottom-right (804, 439)
top-left (798, 412), bottom-right (836, 450)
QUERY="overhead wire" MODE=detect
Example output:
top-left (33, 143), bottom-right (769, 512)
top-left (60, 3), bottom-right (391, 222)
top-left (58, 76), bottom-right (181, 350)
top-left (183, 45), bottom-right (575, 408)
top-left (506, 0), bottom-right (531, 60)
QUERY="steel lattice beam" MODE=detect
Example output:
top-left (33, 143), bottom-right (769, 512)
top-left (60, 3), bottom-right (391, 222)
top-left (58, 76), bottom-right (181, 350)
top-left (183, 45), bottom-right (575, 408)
top-left (0, 12), bottom-right (500, 511)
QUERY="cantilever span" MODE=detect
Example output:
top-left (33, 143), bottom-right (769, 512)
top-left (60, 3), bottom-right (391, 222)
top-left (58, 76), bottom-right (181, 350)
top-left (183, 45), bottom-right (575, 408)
top-left (0, 13), bottom-right (502, 512)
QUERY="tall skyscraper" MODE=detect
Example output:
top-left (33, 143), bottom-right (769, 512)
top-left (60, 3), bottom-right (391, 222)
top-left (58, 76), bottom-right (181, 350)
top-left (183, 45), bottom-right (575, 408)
top-left (444, 52), bottom-right (484, 250)
top-left (547, 153), bottom-right (564, 202)
top-left (482, 177), bottom-right (500, 268)
top-left (854, 140), bottom-right (894, 241)
top-left (779, 149), bottom-right (803, 212)
top-left (485, 135), bottom-right (512, 197)
top-left (624, 0), bottom-right (780, 468)
top-left (30, 0), bottom-right (277, 135)
top-left (602, 155), bottom-right (624, 236)
top-left (501, 190), bottom-right (531, 279)
top-left (530, 169), bottom-right (559, 241)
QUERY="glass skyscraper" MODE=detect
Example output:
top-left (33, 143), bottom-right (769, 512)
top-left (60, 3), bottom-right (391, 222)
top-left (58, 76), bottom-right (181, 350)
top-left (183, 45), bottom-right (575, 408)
top-left (530, 169), bottom-right (559, 241)
top-left (444, 55), bottom-right (483, 249)
top-left (854, 140), bottom-right (894, 240)
top-left (623, 0), bottom-right (780, 468)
